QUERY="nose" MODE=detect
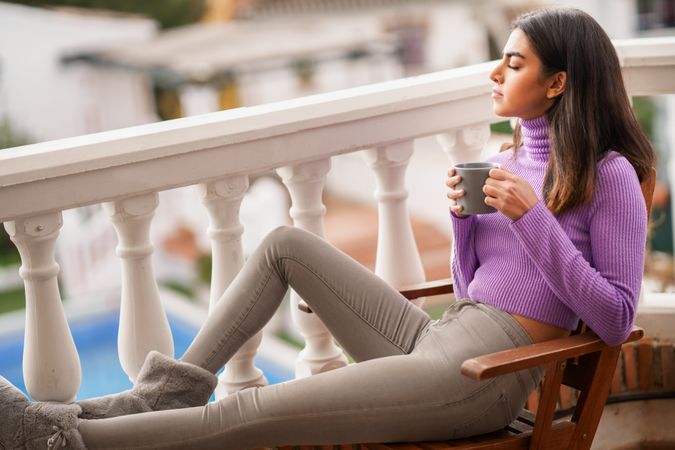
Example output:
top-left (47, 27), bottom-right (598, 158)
top-left (490, 61), bottom-right (503, 84)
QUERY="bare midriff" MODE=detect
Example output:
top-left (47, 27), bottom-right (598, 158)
top-left (510, 313), bottom-right (571, 343)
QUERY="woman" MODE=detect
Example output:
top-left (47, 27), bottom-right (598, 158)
top-left (0, 7), bottom-right (655, 450)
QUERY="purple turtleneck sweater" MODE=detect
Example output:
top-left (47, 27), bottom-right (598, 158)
top-left (450, 116), bottom-right (647, 345)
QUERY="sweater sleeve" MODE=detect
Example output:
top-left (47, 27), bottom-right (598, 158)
top-left (509, 157), bottom-right (647, 345)
top-left (450, 211), bottom-right (479, 300)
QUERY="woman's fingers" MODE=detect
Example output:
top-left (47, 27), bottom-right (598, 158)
top-left (446, 175), bottom-right (462, 188)
top-left (447, 169), bottom-right (464, 214)
top-left (488, 168), bottom-right (512, 180)
top-left (483, 184), bottom-right (500, 197)
top-left (447, 187), bottom-right (465, 200)
top-left (446, 172), bottom-right (464, 203)
top-left (483, 168), bottom-right (538, 221)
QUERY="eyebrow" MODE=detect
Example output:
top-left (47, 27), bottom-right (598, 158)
top-left (503, 51), bottom-right (526, 59)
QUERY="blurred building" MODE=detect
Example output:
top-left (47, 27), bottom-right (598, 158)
top-left (2, 0), bottom-right (675, 294)
top-left (65, 18), bottom-right (402, 119)
top-left (0, 2), bottom-right (158, 142)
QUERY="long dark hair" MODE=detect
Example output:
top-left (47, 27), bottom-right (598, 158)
top-left (507, 8), bottom-right (655, 215)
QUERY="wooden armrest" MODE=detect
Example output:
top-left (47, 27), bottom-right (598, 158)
top-left (398, 278), bottom-right (453, 300)
top-left (299, 278), bottom-right (454, 313)
top-left (460, 326), bottom-right (644, 381)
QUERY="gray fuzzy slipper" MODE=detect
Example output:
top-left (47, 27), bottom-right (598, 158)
top-left (77, 351), bottom-right (217, 420)
top-left (0, 376), bottom-right (86, 450)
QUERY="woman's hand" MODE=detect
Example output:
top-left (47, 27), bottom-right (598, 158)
top-left (483, 168), bottom-right (538, 221)
top-left (446, 167), bottom-right (465, 217)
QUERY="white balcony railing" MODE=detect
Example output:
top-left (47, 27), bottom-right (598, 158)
top-left (2, 37), bottom-right (675, 403)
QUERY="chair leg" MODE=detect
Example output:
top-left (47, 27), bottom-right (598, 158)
top-left (567, 347), bottom-right (621, 450)
top-left (529, 360), bottom-right (566, 450)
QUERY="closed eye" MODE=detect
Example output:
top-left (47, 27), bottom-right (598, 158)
top-left (502, 50), bottom-right (525, 70)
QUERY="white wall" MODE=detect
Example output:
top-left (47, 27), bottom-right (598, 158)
top-left (546, 0), bottom-right (636, 38)
top-left (0, 2), bottom-right (158, 143)
top-left (424, 3), bottom-right (490, 70)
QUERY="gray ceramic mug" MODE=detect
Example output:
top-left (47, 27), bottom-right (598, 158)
top-left (454, 162), bottom-right (500, 215)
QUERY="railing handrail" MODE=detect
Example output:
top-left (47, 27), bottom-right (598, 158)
top-left (3, 35), bottom-right (675, 404)
top-left (0, 61), bottom-right (494, 184)
top-left (614, 36), bottom-right (675, 66)
top-left (1, 37), bottom-right (674, 222)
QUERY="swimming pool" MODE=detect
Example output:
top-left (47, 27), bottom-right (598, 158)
top-left (0, 311), bottom-right (294, 399)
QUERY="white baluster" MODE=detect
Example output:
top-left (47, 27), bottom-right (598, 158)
top-left (277, 159), bottom-right (349, 378)
top-left (103, 193), bottom-right (173, 381)
top-left (436, 125), bottom-right (491, 165)
top-left (197, 176), bottom-right (269, 396)
top-left (363, 141), bottom-right (426, 306)
top-left (4, 212), bottom-right (81, 402)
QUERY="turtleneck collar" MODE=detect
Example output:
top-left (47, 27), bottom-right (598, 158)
top-left (519, 115), bottom-right (550, 162)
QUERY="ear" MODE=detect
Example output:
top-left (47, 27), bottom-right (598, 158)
top-left (546, 71), bottom-right (567, 99)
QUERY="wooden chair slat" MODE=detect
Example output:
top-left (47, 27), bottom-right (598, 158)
top-left (530, 361), bottom-right (567, 449)
top-left (515, 410), bottom-right (536, 427)
top-left (398, 278), bottom-right (454, 300)
top-left (417, 442), bottom-right (460, 450)
top-left (460, 327), bottom-right (643, 381)
top-left (505, 420), bottom-right (530, 435)
top-left (567, 347), bottom-right (622, 450)
top-left (363, 444), bottom-right (423, 450)
top-left (642, 167), bottom-right (657, 216)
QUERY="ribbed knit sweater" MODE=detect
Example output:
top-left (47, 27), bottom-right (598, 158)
top-left (450, 115), bottom-right (647, 345)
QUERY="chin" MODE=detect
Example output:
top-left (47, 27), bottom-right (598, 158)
top-left (492, 105), bottom-right (510, 118)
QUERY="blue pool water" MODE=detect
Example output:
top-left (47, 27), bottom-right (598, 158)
top-left (0, 312), bottom-right (293, 399)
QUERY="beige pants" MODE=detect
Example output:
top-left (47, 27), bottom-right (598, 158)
top-left (79, 226), bottom-right (541, 449)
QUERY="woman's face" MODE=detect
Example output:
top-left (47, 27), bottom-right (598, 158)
top-left (489, 28), bottom-right (558, 120)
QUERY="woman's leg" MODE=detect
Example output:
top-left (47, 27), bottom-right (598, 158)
top-left (78, 302), bottom-right (540, 450)
top-left (181, 226), bottom-right (432, 373)
top-left (0, 225), bottom-right (434, 449)
top-left (80, 355), bottom-right (451, 450)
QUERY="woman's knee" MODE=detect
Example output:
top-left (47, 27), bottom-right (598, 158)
top-left (263, 225), bottom-right (312, 249)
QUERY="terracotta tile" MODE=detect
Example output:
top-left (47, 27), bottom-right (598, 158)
top-left (662, 341), bottom-right (675, 391)
top-left (163, 226), bottom-right (201, 261)
top-left (638, 338), bottom-right (654, 391)
top-left (622, 343), bottom-right (639, 391)
top-left (323, 195), bottom-right (451, 285)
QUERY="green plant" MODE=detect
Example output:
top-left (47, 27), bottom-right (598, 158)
top-left (0, 118), bottom-right (32, 149)
top-left (160, 279), bottom-right (195, 300)
top-left (0, 287), bottom-right (25, 314)
top-left (632, 96), bottom-right (656, 141)
top-left (5, 0), bottom-right (206, 29)
top-left (0, 229), bottom-right (20, 267)
top-left (196, 253), bottom-right (212, 284)
top-left (490, 120), bottom-right (513, 135)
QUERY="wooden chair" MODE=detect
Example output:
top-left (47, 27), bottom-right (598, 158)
top-left (291, 168), bottom-right (656, 450)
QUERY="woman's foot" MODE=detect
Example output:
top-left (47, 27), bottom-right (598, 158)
top-left (0, 376), bottom-right (86, 450)
top-left (77, 351), bottom-right (218, 419)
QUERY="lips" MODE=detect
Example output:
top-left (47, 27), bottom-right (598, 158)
top-left (491, 88), bottom-right (503, 98)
